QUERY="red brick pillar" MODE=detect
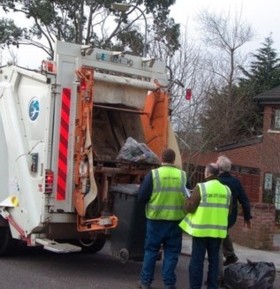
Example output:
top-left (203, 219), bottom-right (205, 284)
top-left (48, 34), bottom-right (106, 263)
top-left (230, 203), bottom-right (276, 250)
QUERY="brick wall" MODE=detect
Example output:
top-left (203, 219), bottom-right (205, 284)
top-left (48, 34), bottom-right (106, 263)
top-left (230, 203), bottom-right (276, 250)
top-left (182, 103), bottom-right (280, 235)
top-left (261, 106), bottom-right (280, 171)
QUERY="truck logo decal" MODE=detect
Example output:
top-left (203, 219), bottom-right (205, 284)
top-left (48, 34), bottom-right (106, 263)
top-left (28, 98), bottom-right (40, 121)
top-left (57, 88), bottom-right (71, 201)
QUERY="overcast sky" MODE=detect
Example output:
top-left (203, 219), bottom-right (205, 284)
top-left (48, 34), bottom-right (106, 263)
top-left (170, 0), bottom-right (280, 54)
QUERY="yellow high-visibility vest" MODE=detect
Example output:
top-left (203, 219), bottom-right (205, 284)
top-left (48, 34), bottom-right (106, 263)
top-left (146, 166), bottom-right (187, 221)
top-left (179, 179), bottom-right (231, 238)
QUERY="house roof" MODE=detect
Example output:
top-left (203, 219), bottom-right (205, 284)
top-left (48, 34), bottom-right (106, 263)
top-left (255, 85), bottom-right (280, 105)
top-left (214, 135), bottom-right (263, 152)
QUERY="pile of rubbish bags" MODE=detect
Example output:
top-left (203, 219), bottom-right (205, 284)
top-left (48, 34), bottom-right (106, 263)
top-left (224, 259), bottom-right (276, 289)
top-left (117, 137), bottom-right (160, 165)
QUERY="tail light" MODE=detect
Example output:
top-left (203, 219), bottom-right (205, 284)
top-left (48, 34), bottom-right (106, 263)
top-left (45, 170), bottom-right (54, 194)
top-left (80, 78), bottom-right (87, 91)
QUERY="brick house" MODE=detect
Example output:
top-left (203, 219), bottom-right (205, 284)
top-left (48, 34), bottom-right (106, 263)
top-left (182, 86), bottom-right (280, 248)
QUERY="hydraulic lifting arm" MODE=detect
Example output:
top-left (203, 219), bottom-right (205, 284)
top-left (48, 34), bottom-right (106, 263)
top-left (73, 67), bottom-right (118, 232)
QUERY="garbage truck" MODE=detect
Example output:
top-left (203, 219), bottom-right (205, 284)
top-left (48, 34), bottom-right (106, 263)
top-left (0, 41), bottom-right (182, 261)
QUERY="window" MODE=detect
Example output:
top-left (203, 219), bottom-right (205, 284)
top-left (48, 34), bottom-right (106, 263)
top-left (271, 108), bottom-right (280, 130)
top-left (264, 173), bottom-right (273, 190)
top-left (263, 172), bottom-right (280, 223)
top-left (263, 172), bottom-right (274, 203)
top-left (275, 178), bottom-right (280, 210)
top-left (188, 165), bottom-right (205, 189)
top-left (231, 165), bottom-right (260, 175)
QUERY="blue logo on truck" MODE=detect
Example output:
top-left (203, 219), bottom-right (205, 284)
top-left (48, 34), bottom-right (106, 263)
top-left (28, 98), bottom-right (40, 121)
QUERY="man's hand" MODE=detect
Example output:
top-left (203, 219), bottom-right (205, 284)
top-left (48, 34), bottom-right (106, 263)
top-left (244, 220), bottom-right (251, 229)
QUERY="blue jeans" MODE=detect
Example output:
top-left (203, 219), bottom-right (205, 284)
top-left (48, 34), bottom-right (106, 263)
top-left (140, 219), bottom-right (182, 288)
top-left (189, 236), bottom-right (221, 289)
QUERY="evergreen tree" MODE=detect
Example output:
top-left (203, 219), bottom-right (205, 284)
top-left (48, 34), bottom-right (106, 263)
top-left (239, 36), bottom-right (280, 96)
top-left (199, 36), bottom-right (280, 150)
top-left (237, 36), bottom-right (280, 138)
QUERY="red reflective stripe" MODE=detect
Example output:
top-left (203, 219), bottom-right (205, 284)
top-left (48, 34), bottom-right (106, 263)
top-left (57, 88), bottom-right (71, 201)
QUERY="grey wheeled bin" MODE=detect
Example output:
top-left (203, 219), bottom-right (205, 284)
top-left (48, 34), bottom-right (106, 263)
top-left (110, 184), bottom-right (146, 263)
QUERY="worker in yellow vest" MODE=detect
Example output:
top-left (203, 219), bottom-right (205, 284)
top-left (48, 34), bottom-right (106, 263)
top-left (179, 163), bottom-right (231, 289)
top-left (138, 148), bottom-right (190, 289)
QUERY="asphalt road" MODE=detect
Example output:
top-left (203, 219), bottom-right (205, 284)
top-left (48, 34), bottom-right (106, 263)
top-left (0, 242), bottom-right (279, 289)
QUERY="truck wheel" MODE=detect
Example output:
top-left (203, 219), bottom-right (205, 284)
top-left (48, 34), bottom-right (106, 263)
top-left (0, 226), bottom-right (13, 256)
top-left (119, 248), bottom-right (129, 264)
top-left (79, 235), bottom-right (107, 253)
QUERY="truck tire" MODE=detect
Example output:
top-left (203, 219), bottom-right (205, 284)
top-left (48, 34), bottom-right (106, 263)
top-left (119, 248), bottom-right (130, 264)
top-left (79, 235), bottom-right (107, 253)
top-left (67, 234), bottom-right (107, 254)
top-left (0, 226), bottom-right (13, 256)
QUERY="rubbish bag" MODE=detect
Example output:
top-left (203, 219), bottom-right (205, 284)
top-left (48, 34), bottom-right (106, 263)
top-left (224, 259), bottom-right (276, 289)
top-left (116, 137), bottom-right (160, 164)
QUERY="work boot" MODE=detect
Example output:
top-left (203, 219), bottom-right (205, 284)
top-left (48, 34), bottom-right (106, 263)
top-left (204, 278), bottom-right (225, 287)
top-left (217, 278), bottom-right (226, 288)
top-left (223, 254), bottom-right (238, 266)
top-left (137, 281), bottom-right (151, 289)
top-left (139, 285), bottom-right (150, 289)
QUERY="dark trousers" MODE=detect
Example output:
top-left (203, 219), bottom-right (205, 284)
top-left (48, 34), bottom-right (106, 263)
top-left (140, 219), bottom-right (182, 288)
top-left (223, 233), bottom-right (235, 258)
top-left (189, 236), bottom-right (221, 289)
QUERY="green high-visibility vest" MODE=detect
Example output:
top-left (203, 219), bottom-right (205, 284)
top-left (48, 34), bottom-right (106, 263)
top-left (146, 166), bottom-right (187, 221)
top-left (179, 179), bottom-right (231, 238)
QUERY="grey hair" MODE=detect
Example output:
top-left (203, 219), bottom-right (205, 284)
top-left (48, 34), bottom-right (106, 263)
top-left (216, 155), bottom-right (232, 172)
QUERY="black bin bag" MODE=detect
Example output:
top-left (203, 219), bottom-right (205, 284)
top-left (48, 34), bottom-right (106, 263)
top-left (224, 259), bottom-right (276, 289)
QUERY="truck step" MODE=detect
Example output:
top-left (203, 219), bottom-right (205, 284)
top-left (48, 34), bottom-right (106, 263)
top-left (36, 238), bottom-right (82, 253)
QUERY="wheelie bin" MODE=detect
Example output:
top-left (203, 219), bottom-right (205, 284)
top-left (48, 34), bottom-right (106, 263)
top-left (110, 184), bottom-right (146, 263)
